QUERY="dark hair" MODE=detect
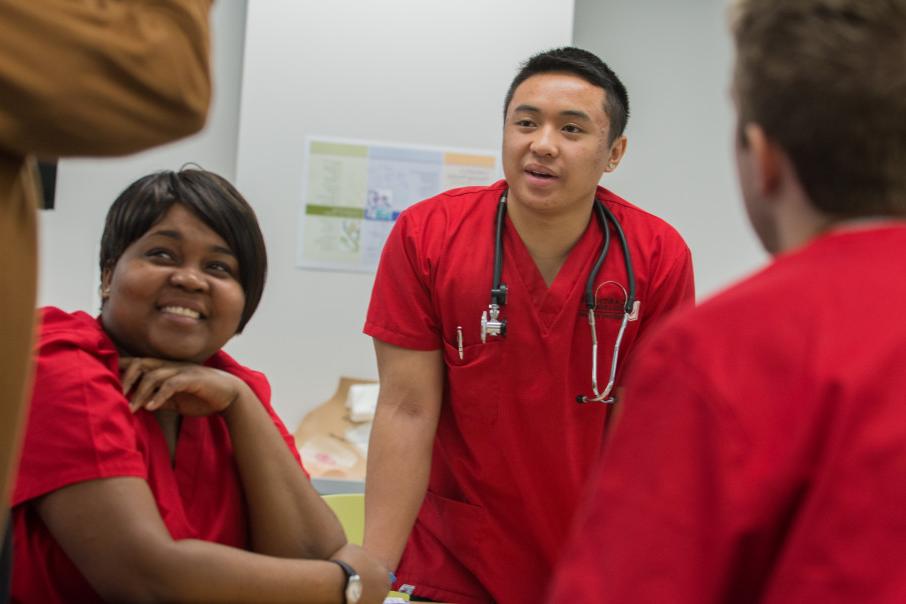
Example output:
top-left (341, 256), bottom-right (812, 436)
top-left (100, 169), bottom-right (267, 332)
top-left (503, 47), bottom-right (630, 143)
top-left (732, 0), bottom-right (906, 217)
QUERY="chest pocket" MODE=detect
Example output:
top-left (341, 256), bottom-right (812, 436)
top-left (442, 337), bottom-right (503, 425)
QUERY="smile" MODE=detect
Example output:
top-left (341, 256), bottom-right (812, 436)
top-left (160, 305), bottom-right (203, 320)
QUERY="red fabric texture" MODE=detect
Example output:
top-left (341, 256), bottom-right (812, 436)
top-left (548, 225), bottom-right (906, 604)
top-left (11, 308), bottom-right (303, 604)
top-left (365, 181), bottom-right (694, 603)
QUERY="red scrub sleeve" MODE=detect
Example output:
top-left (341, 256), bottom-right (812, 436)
top-left (364, 209), bottom-right (442, 351)
top-left (12, 328), bottom-right (146, 507)
top-left (638, 236), bottom-right (695, 341)
top-left (545, 328), bottom-right (749, 604)
top-left (208, 351), bottom-right (305, 471)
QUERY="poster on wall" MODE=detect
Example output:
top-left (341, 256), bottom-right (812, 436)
top-left (297, 136), bottom-right (499, 272)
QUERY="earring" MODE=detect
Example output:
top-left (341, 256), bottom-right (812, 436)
top-left (608, 162), bottom-right (617, 170)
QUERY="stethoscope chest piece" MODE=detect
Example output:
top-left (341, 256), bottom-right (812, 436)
top-left (480, 298), bottom-right (507, 344)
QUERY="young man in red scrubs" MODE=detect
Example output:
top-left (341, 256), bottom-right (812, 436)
top-left (363, 47), bottom-right (695, 603)
top-left (547, 2), bottom-right (906, 603)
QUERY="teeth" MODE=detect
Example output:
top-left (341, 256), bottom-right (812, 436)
top-left (161, 306), bottom-right (201, 319)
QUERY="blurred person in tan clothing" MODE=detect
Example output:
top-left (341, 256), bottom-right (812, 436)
top-left (0, 1), bottom-right (214, 598)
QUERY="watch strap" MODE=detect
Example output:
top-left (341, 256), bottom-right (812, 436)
top-left (331, 559), bottom-right (357, 604)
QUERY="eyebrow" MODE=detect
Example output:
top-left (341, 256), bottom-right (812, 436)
top-left (560, 109), bottom-right (593, 121)
top-left (147, 229), bottom-right (235, 256)
top-left (512, 104), bottom-right (593, 121)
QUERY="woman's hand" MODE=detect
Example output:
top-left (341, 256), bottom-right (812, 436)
top-left (119, 357), bottom-right (246, 416)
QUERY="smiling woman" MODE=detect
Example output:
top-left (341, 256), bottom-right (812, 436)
top-left (99, 176), bottom-right (256, 363)
top-left (8, 170), bottom-right (390, 603)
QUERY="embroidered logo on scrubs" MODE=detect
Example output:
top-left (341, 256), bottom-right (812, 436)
top-left (585, 281), bottom-right (631, 320)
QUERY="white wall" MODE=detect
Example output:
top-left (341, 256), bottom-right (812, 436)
top-left (37, 1), bottom-right (761, 430)
top-left (573, 0), bottom-right (767, 298)
top-left (231, 0), bottom-right (575, 428)
top-left (38, 1), bottom-right (248, 309)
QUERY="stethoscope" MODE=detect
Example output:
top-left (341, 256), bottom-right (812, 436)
top-left (480, 190), bottom-right (639, 404)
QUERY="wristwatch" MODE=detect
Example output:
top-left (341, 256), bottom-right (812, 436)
top-left (331, 559), bottom-right (363, 604)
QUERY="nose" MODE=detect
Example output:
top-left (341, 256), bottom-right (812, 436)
top-left (530, 125), bottom-right (559, 158)
top-left (169, 266), bottom-right (208, 292)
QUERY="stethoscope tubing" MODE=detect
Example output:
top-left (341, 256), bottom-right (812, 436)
top-left (486, 188), bottom-right (638, 406)
top-left (601, 200), bottom-right (637, 315)
top-left (490, 189), bottom-right (636, 315)
top-left (492, 193), bottom-right (508, 306)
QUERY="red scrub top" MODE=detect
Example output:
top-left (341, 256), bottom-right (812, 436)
top-left (547, 225), bottom-right (906, 604)
top-left (11, 308), bottom-right (304, 604)
top-left (365, 181), bottom-right (694, 603)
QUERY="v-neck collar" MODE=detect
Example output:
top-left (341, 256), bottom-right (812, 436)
top-left (502, 210), bottom-right (603, 334)
top-left (146, 411), bottom-right (208, 499)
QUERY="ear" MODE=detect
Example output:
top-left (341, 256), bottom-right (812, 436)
top-left (604, 135), bottom-right (628, 173)
top-left (100, 266), bottom-right (112, 301)
top-left (743, 124), bottom-right (782, 196)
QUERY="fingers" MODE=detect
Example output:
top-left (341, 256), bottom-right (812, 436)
top-left (120, 358), bottom-right (185, 412)
top-left (127, 366), bottom-right (182, 413)
top-left (119, 358), bottom-right (241, 416)
top-left (119, 357), bottom-right (174, 397)
top-left (149, 380), bottom-right (181, 413)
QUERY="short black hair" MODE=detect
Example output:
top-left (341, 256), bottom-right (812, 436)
top-left (503, 47), bottom-right (630, 143)
top-left (100, 169), bottom-right (267, 333)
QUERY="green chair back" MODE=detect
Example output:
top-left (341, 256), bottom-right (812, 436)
top-left (323, 493), bottom-right (365, 545)
top-left (322, 493), bottom-right (410, 601)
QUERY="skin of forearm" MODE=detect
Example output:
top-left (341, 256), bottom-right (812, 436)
top-left (222, 385), bottom-right (346, 558)
top-left (363, 401), bottom-right (437, 571)
top-left (38, 477), bottom-right (390, 604)
top-left (125, 538), bottom-right (348, 604)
